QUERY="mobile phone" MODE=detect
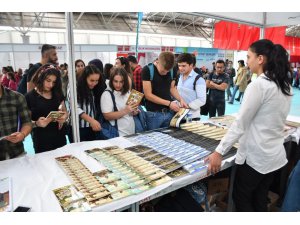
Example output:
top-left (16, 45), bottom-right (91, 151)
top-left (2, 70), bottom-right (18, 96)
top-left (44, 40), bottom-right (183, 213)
top-left (13, 206), bottom-right (31, 212)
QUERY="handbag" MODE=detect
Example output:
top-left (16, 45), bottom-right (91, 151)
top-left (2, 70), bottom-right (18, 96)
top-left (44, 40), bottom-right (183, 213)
top-left (95, 90), bottom-right (119, 140)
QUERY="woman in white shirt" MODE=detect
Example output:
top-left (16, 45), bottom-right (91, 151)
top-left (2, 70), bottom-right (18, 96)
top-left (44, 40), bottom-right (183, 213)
top-left (206, 39), bottom-right (292, 212)
top-left (101, 67), bottom-right (138, 136)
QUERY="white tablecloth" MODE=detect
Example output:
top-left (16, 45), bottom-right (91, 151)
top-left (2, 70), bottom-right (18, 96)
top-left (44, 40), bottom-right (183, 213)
top-left (0, 138), bottom-right (173, 212)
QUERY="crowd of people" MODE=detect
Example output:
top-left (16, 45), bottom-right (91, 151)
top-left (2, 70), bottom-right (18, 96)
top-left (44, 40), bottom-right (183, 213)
top-left (0, 40), bottom-right (298, 211)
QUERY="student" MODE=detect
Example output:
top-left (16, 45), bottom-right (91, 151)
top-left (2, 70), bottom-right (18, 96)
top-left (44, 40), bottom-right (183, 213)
top-left (0, 80), bottom-right (32, 161)
top-left (101, 67), bottom-right (138, 136)
top-left (70, 65), bottom-right (104, 142)
top-left (206, 39), bottom-right (292, 212)
top-left (25, 64), bottom-right (68, 153)
top-left (27, 44), bottom-right (58, 92)
top-left (75, 59), bottom-right (85, 81)
top-left (142, 52), bottom-right (188, 130)
top-left (176, 53), bottom-right (206, 120)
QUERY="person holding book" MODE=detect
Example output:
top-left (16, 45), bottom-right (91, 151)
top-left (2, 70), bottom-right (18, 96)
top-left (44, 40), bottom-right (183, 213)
top-left (25, 64), bottom-right (68, 153)
top-left (176, 53), bottom-right (206, 120)
top-left (101, 67), bottom-right (139, 136)
top-left (142, 52), bottom-right (188, 130)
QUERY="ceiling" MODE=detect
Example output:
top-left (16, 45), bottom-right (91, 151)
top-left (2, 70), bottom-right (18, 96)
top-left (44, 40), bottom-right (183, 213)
top-left (0, 12), bottom-right (299, 42)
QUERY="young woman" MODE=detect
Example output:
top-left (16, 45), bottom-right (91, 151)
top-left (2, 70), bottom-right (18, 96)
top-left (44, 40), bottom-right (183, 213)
top-left (115, 57), bottom-right (134, 89)
top-left (25, 64), bottom-right (68, 153)
top-left (7, 72), bottom-right (17, 91)
top-left (206, 39), bottom-right (292, 212)
top-left (101, 67), bottom-right (138, 136)
top-left (71, 65), bottom-right (105, 142)
top-left (75, 59), bottom-right (85, 81)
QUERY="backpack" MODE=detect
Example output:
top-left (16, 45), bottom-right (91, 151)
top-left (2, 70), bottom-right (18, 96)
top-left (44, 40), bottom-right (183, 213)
top-left (190, 73), bottom-right (210, 116)
top-left (96, 90), bottom-right (119, 140)
top-left (147, 63), bottom-right (174, 81)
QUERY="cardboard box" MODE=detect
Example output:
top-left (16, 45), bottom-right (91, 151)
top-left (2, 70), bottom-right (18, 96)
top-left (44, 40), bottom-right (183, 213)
top-left (207, 178), bottom-right (229, 195)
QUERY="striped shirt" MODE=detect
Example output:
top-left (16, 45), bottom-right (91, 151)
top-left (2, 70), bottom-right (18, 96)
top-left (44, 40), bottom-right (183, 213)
top-left (67, 86), bottom-right (96, 128)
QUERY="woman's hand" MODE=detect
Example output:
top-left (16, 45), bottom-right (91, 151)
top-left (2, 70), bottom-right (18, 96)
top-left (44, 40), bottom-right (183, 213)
top-left (124, 102), bottom-right (138, 114)
top-left (36, 117), bottom-right (53, 128)
top-left (90, 119), bottom-right (101, 132)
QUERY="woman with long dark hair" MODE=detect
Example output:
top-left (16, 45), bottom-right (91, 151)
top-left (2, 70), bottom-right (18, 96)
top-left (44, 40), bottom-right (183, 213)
top-left (25, 64), bottom-right (68, 153)
top-left (206, 39), bottom-right (292, 212)
top-left (72, 65), bottom-right (105, 141)
top-left (101, 67), bottom-right (138, 136)
top-left (115, 57), bottom-right (134, 89)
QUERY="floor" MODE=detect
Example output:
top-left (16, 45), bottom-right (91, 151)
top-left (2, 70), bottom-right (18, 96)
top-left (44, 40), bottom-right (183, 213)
top-left (23, 87), bottom-right (300, 155)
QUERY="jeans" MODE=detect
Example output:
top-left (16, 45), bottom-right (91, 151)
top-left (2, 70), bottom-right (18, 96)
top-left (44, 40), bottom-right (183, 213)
top-left (209, 99), bottom-right (225, 118)
top-left (229, 85), bottom-right (239, 103)
top-left (281, 161), bottom-right (300, 212)
top-left (146, 111), bottom-right (174, 131)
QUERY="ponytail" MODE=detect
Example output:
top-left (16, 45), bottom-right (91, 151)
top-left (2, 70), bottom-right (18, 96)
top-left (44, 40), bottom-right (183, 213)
top-left (249, 39), bottom-right (292, 96)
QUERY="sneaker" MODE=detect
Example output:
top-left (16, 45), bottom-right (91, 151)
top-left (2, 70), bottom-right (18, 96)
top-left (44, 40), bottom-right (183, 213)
top-left (228, 101), bottom-right (233, 104)
top-left (235, 98), bottom-right (240, 101)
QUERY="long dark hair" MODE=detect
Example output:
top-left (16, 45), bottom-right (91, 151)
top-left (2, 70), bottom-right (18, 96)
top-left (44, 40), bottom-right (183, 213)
top-left (116, 57), bottom-right (132, 75)
top-left (249, 39), bottom-right (291, 96)
top-left (77, 65), bottom-right (105, 116)
top-left (33, 63), bottom-right (63, 100)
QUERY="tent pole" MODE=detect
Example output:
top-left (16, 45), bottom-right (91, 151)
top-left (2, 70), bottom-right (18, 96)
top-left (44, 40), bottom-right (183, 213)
top-left (65, 12), bottom-right (80, 143)
top-left (260, 12), bottom-right (267, 39)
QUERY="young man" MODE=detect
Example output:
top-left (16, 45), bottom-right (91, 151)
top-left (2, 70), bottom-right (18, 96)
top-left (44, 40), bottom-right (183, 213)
top-left (27, 44), bottom-right (58, 92)
top-left (142, 52), bottom-right (188, 130)
top-left (206, 59), bottom-right (229, 118)
top-left (127, 55), bottom-right (143, 93)
top-left (176, 53), bottom-right (206, 120)
top-left (225, 60), bottom-right (236, 101)
top-left (0, 82), bottom-right (32, 161)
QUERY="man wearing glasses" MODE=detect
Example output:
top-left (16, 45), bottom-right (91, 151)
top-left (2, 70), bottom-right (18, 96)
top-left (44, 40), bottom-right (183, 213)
top-left (206, 59), bottom-right (229, 118)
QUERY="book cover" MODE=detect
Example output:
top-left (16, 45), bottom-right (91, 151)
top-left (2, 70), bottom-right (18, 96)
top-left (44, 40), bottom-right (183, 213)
top-left (126, 89), bottom-right (144, 106)
top-left (0, 177), bottom-right (12, 212)
top-left (170, 108), bottom-right (190, 128)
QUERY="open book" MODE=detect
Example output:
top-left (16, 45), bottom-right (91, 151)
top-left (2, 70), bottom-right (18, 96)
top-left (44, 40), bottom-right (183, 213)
top-left (126, 89), bottom-right (144, 106)
top-left (0, 177), bottom-right (12, 212)
top-left (170, 108), bottom-right (190, 128)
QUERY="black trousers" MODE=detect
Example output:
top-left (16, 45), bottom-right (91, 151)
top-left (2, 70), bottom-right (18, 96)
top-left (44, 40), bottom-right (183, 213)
top-left (209, 100), bottom-right (225, 118)
top-left (233, 163), bottom-right (277, 212)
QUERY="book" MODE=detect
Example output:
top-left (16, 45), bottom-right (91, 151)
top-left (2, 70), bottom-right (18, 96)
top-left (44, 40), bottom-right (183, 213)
top-left (170, 108), bottom-right (190, 128)
top-left (0, 177), bottom-right (12, 212)
top-left (126, 89), bottom-right (144, 106)
top-left (53, 185), bottom-right (85, 207)
top-left (46, 111), bottom-right (65, 120)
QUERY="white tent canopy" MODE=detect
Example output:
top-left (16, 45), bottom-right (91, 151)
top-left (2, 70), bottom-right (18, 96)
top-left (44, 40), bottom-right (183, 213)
top-left (187, 12), bottom-right (300, 27)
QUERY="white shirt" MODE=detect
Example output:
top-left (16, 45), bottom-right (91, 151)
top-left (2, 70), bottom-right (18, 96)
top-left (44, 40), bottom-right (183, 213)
top-left (177, 69), bottom-right (206, 118)
top-left (216, 74), bottom-right (292, 174)
top-left (101, 89), bottom-right (135, 137)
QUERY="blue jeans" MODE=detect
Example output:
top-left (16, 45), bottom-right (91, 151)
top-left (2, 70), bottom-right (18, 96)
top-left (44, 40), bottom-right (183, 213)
top-left (229, 85), bottom-right (239, 103)
top-left (281, 161), bottom-right (300, 212)
top-left (146, 111), bottom-right (174, 131)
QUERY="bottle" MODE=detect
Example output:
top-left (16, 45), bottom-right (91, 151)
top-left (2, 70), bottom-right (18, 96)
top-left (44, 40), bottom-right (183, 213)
top-left (186, 113), bottom-right (193, 123)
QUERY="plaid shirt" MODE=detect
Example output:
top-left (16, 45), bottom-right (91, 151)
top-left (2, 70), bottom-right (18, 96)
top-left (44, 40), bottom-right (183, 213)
top-left (132, 65), bottom-right (143, 93)
top-left (0, 85), bottom-right (32, 160)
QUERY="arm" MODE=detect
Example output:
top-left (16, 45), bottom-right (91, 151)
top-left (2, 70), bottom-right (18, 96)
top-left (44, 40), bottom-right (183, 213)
top-left (170, 80), bottom-right (188, 108)
top-left (209, 81), bottom-right (228, 91)
top-left (205, 81), bottom-right (263, 173)
top-left (6, 94), bottom-right (32, 143)
top-left (188, 78), bottom-right (207, 109)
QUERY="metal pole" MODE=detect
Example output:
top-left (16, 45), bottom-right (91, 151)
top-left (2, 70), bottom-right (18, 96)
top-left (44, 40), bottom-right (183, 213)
top-left (260, 12), bottom-right (266, 39)
top-left (135, 12), bottom-right (143, 57)
top-left (65, 12), bottom-right (80, 143)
